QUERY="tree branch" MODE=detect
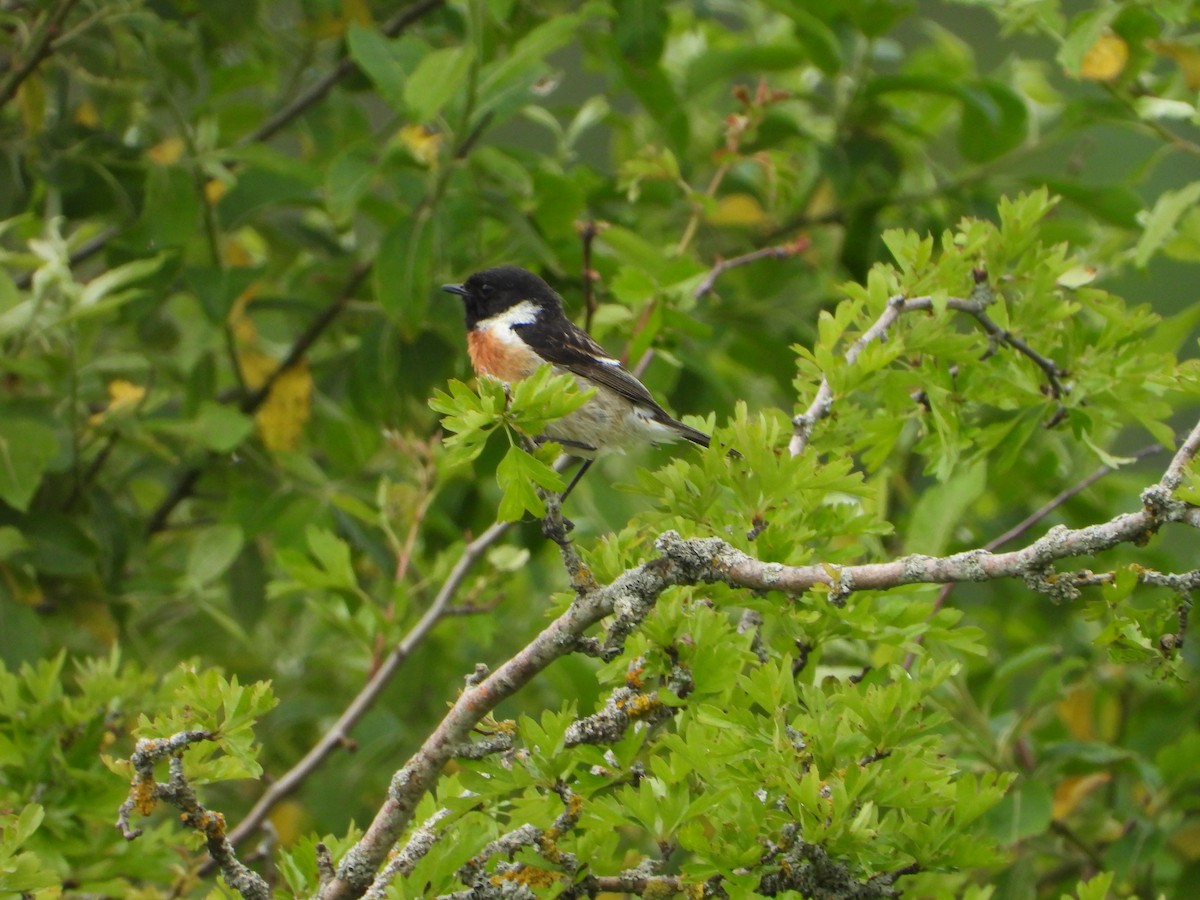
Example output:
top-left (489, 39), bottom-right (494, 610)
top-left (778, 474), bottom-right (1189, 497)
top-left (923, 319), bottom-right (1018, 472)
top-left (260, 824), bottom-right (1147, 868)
top-left (118, 731), bottom-right (269, 900)
top-left (220, 517), bottom-right (515, 852)
top-left (237, 0), bottom-right (446, 147)
top-left (693, 238), bottom-right (810, 300)
top-left (0, 0), bottom-right (82, 109)
top-left (145, 262), bottom-right (371, 535)
top-left (315, 419), bottom-right (1199, 898)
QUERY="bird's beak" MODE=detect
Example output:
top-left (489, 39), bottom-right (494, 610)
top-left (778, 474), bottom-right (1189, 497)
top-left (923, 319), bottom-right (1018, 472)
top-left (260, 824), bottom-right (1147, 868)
top-left (441, 283), bottom-right (468, 297)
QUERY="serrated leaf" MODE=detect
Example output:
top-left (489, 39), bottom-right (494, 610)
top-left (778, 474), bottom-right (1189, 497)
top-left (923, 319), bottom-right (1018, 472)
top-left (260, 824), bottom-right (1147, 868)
top-left (495, 445), bottom-right (564, 521)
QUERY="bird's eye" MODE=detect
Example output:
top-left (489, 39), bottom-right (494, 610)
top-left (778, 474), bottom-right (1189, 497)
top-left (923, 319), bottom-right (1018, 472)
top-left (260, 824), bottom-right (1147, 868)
top-left (479, 283), bottom-right (494, 297)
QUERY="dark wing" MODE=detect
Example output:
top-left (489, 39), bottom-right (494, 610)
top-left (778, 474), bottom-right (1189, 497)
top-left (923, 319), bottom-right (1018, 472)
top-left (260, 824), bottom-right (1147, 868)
top-left (514, 316), bottom-right (711, 448)
top-left (514, 317), bottom-right (662, 409)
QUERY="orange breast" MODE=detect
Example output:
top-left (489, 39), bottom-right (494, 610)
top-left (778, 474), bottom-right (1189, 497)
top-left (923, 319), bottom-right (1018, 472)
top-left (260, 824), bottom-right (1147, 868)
top-left (468, 330), bottom-right (541, 383)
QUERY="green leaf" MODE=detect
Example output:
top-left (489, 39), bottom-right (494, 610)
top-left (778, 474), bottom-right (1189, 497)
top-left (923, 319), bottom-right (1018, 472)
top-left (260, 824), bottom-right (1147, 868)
top-left (0, 525), bottom-right (28, 560)
top-left (957, 80), bottom-right (1028, 162)
top-left (149, 402), bottom-right (255, 453)
top-left (347, 22), bottom-right (406, 106)
top-left (184, 524), bottom-right (245, 589)
top-left (986, 779), bottom-right (1053, 843)
top-left (1134, 180), bottom-right (1200, 267)
top-left (507, 365), bottom-right (595, 433)
top-left (79, 254), bottom-right (167, 308)
top-left (0, 417), bottom-right (58, 512)
top-left (373, 214), bottom-right (434, 336)
top-left (480, 5), bottom-right (604, 96)
top-left (1070, 872), bottom-right (1116, 900)
top-left (404, 46), bottom-right (474, 123)
top-left (495, 445), bottom-right (564, 521)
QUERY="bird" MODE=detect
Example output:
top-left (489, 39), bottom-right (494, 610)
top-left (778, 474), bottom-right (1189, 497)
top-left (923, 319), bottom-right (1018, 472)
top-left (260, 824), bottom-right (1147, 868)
top-left (441, 266), bottom-right (710, 498)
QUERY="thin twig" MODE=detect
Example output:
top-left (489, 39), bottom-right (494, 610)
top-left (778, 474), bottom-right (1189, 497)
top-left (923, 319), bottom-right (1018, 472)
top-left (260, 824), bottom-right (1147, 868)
top-left (213, 452), bottom-right (577, 860)
top-left (145, 262), bottom-right (370, 536)
top-left (237, 0), bottom-right (446, 147)
top-left (577, 219), bottom-right (600, 332)
top-left (0, 0), bottom-right (82, 108)
top-left (988, 445), bottom-right (1163, 551)
top-left (628, 241), bottom-right (802, 380)
top-left (693, 238), bottom-right (810, 299)
top-left (1160, 415), bottom-right (1200, 492)
top-left (219, 518), bottom-right (514, 853)
top-left (790, 293), bottom-right (1070, 456)
top-left (904, 444), bottom-right (1164, 669)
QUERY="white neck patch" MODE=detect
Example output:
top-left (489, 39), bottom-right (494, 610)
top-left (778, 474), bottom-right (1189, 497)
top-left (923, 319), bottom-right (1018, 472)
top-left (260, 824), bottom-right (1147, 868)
top-left (475, 300), bottom-right (540, 334)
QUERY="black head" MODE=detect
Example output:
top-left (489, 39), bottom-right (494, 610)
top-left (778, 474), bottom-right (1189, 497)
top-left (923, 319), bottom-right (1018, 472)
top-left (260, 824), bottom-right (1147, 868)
top-left (441, 266), bottom-right (563, 329)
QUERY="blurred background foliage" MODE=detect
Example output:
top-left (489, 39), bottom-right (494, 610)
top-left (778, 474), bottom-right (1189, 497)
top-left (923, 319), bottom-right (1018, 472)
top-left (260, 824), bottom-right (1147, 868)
top-left (1, 0), bottom-right (1200, 896)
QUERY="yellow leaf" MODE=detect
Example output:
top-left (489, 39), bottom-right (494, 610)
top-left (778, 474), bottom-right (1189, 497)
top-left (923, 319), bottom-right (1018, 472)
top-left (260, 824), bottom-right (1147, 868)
top-left (1150, 39), bottom-right (1200, 90)
top-left (398, 124), bottom-right (442, 167)
top-left (268, 799), bottom-right (310, 846)
top-left (1080, 33), bottom-right (1128, 82)
top-left (254, 360), bottom-right (312, 451)
top-left (1056, 686), bottom-right (1094, 740)
top-left (1, 565), bottom-right (44, 608)
top-left (1052, 772), bottom-right (1111, 821)
top-left (205, 178), bottom-right (229, 205)
top-left (74, 100), bottom-right (99, 127)
top-left (237, 347), bottom-right (275, 387)
top-left (223, 227), bottom-right (267, 268)
top-left (90, 379), bottom-right (147, 424)
top-left (706, 193), bottom-right (769, 227)
top-left (342, 0), bottom-right (373, 26)
top-left (1170, 821), bottom-right (1200, 860)
top-left (147, 136), bottom-right (185, 166)
top-left (227, 283), bottom-right (262, 344)
top-left (16, 74), bottom-right (44, 134)
top-left (230, 285), bottom-right (311, 450)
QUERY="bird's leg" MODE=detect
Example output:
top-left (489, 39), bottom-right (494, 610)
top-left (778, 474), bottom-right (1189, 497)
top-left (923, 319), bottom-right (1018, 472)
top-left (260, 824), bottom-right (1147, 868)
top-left (560, 458), bottom-right (594, 503)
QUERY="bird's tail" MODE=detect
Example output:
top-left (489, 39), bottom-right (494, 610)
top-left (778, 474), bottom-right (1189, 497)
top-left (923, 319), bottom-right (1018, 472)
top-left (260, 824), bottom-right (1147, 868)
top-left (668, 418), bottom-right (711, 448)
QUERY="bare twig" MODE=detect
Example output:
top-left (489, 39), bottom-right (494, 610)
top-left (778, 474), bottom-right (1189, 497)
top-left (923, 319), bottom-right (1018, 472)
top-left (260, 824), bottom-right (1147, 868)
top-left (988, 445), bottom-right (1164, 551)
top-left (237, 0), bottom-right (447, 147)
top-left (790, 293), bottom-right (1070, 456)
top-left (790, 294), bottom-right (908, 457)
top-left (363, 808), bottom-right (450, 900)
top-left (220, 518), bottom-right (514, 852)
top-left (577, 219), bottom-right (600, 332)
top-left (628, 240), bottom-right (801, 381)
top-left (693, 238), bottom-right (810, 300)
top-left (0, 0), bottom-right (82, 108)
top-left (1160, 415), bottom-right (1200, 492)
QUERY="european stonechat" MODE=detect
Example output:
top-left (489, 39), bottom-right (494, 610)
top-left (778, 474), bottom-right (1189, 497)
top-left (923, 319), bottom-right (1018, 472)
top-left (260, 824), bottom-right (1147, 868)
top-left (442, 266), bottom-right (710, 495)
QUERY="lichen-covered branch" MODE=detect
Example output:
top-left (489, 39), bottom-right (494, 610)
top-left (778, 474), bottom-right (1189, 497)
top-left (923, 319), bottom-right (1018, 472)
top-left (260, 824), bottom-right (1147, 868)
top-left (116, 731), bottom-right (269, 900)
top-left (318, 418), bottom-right (1199, 898)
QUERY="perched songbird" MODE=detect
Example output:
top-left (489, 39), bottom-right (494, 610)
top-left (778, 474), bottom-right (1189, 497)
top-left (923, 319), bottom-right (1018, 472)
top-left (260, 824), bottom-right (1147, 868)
top-left (442, 266), bottom-right (710, 495)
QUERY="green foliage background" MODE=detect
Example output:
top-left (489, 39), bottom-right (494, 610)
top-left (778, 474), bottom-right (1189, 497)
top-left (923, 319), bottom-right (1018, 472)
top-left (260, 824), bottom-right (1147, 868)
top-left (2, 0), bottom-right (1200, 897)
